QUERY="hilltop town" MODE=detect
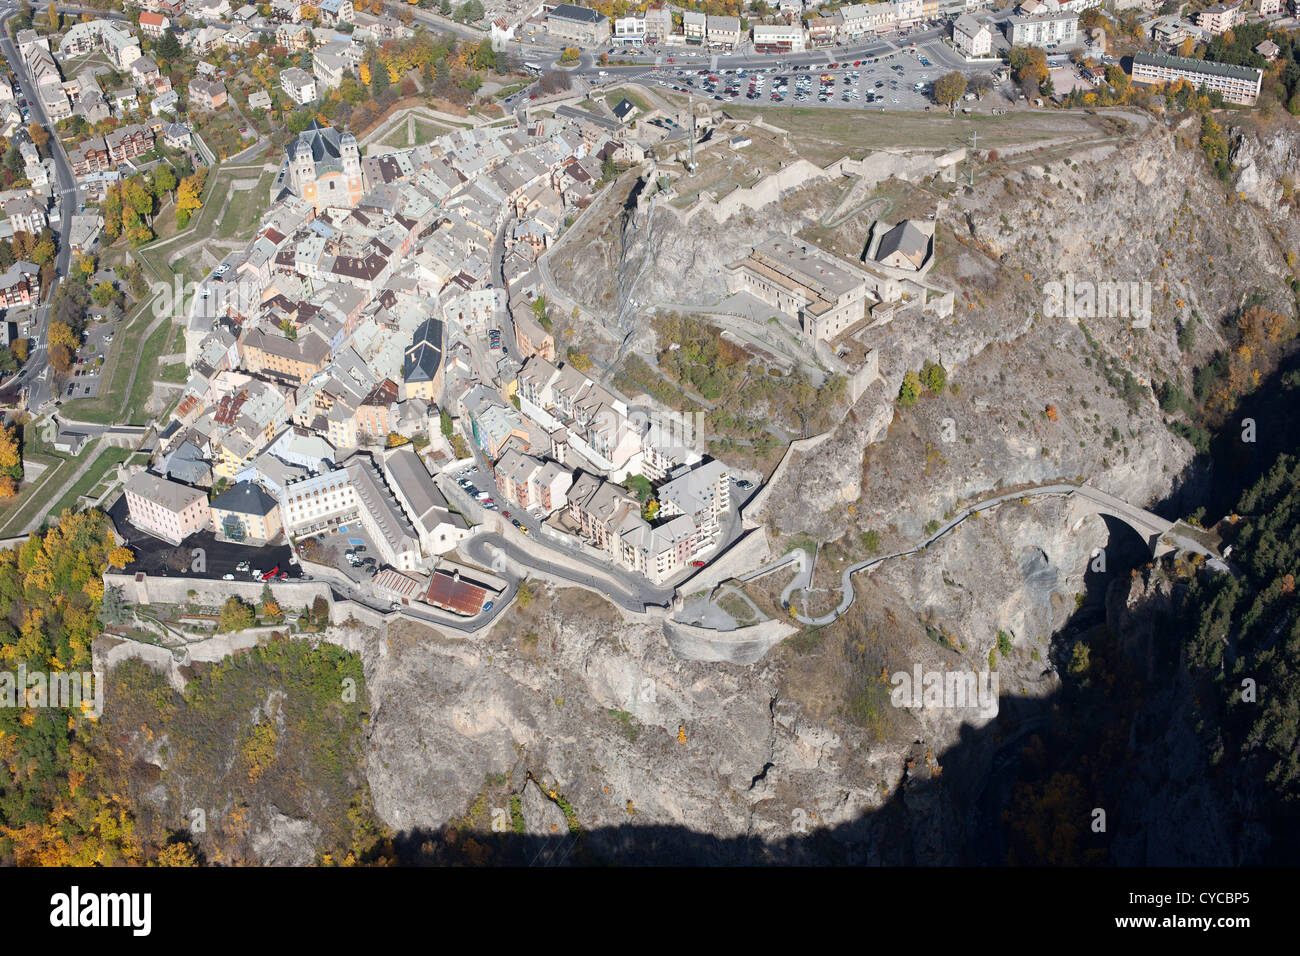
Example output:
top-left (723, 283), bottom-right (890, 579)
top-left (0, 0), bottom-right (1298, 876)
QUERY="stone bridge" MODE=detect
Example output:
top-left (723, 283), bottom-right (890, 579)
top-left (1066, 485), bottom-right (1217, 560)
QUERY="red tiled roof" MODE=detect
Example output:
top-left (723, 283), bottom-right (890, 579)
top-left (423, 572), bottom-right (487, 616)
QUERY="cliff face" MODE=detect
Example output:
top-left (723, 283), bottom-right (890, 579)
top-left (341, 124), bottom-right (1297, 863)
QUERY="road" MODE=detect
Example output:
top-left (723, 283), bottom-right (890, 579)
top-left (1, 1), bottom-right (81, 414)
top-left (775, 482), bottom-right (1215, 628)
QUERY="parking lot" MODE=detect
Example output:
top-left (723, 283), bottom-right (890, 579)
top-left (643, 47), bottom-right (983, 112)
top-left (62, 323), bottom-right (113, 400)
top-left (109, 494), bottom-right (302, 583)
top-left (449, 461), bottom-right (544, 538)
top-left (297, 524), bottom-right (382, 586)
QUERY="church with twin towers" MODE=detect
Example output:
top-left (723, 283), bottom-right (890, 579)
top-left (283, 121), bottom-right (364, 212)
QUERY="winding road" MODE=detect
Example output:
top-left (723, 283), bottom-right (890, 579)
top-left (768, 481), bottom-right (1221, 627)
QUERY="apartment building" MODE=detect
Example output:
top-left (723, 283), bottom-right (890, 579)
top-left (188, 77), bottom-right (228, 110)
top-left (683, 11), bottom-right (707, 43)
top-left (1196, 2), bottom-right (1242, 34)
top-left (105, 123), bottom-right (154, 164)
top-left (138, 12), bottom-right (171, 38)
top-left (240, 327), bottom-right (331, 384)
top-left (891, 0), bottom-right (925, 26)
top-left (707, 15), bottom-right (742, 49)
top-left (281, 465), bottom-right (359, 535)
top-left (656, 459), bottom-right (730, 542)
top-left (280, 66), bottom-right (317, 106)
top-left (953, 13), bottom-right (993, 55)
top-left (1130, 51), bottom-right (1263, 105)
top-left (5, 197), bottom-right (47, 236)
top-left (613, 15), bottom-right (647, 44)
top-left (644, 6), bottom-right (672, 42)
top-left (381, 445), bottom-right (469, 555)
top-left (211, 480), bottom-right (283, 542)
top-left (124, 472), bottom-right (212, 545)
top-left (1004, 11), bottom-right (1079, 46)
top-left (752, 23), bottom-right (807, 53)
top-left (0, 260), bottom-right (39, 307)
top-left (545, 3), bottom-right (611, 45)
top-left (494, 449), bottom-right (575, 514)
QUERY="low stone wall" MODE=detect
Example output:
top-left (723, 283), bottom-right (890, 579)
top-left (103, 571), bottom-right (391, 629)
top-left (687, 158), bottom-right (840, 224)
top-left (742, 431), bottom-right (833, 528)
top-left (676, 526), bottom-right (772, 597)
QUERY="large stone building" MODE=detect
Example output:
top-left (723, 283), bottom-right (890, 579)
top-left (124, 472), bottom-right (212, 545)
top-left (725, 238), bottom-right (871, 344)
top-left (545, 3), bottom-right (610, 45)
top-left (285, 121), bottom-right (363, 212)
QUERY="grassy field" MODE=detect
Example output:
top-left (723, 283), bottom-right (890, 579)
top-left (379, 115), bottom-right (459, 148)
top-left (604, 87), bottom-right (652, 115)
top-left (47, 445), bottom-right (131, 518)
top-left (215, 167), bottom-right (277, 240)
top-left (720, 106), bottom-right (1095, 166)
top-left (0, 441), bottom-right (94, 536)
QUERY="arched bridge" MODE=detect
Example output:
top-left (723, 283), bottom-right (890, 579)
top-left (1066, 485), bottom-right (1218, 560)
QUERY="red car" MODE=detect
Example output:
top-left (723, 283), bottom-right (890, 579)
top-left (502, 510), bottom-right (512, 519)
top-left (690, 560), bottom-right (707, 568)
top-left (261, 566), bottom-right (279, 581)
top-left (667, 57), bottom-right (674, 62)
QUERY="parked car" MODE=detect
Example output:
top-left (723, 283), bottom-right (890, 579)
top-left (690, 560), bottom-right (707, 568)
top-left (482, 601), bottom-right (494, 613)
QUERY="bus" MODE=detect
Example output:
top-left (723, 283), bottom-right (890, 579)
top-left (523, 62), bottom-right (542, 76)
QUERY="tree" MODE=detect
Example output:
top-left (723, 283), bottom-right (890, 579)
top-left (369, 59), bottom-right (390, 97)
top-left (559, 47), bottom-right (580, 64)
top-left (92, 282), bottom-right (117, 308)
top-left (1009, 45), bottom-right (1048, 91)
top-left (898, 370), bottom-right (922, 407)
top-left (107, 546), bottom-right (135, 569)
top-left (49, 322), bottom-right (79, 351)
top-left (175, 169), bottom-right (207, 227)
top-left (152, 164), bottom-right (177, 199)
top-left (933, 71), bottom-right (966, 110)
top-left (219, 596), bottom-right (256, 632)
top-left (0, 424), bottom-right (22, 481)
top-left (921, 360), bottom-right (947, 394)
top-left (49, 344), bottom-right (74, 373)
top-left (310, 595), bottom-right (330, 629)
top-left (156, 30), bottom-right (181, 60)
top-left (28, 122), bottom-right (49, 153)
